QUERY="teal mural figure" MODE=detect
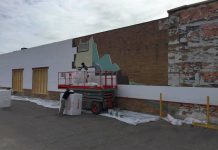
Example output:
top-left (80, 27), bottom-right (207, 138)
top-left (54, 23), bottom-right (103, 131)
top-left (75, 37), bottom-right (120, 72)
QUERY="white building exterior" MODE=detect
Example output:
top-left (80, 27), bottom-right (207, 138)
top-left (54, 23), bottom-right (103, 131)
top-left (0, 39), bottom-right (76, 92)
top-left (118, 85), bottom-right (218, 106)
top-left (0, 38), bottom-right (217, 106)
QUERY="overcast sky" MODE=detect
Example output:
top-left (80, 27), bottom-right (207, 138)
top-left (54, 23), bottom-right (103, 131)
top-left (0, 0), bottom-right (205, 53)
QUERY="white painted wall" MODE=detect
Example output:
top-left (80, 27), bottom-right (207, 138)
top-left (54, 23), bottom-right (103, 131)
top-left (117, 85), bottom-right (218, 106)
top-left (1, 39), bottom-right (217, 106)
top-left (0, 39), bottom-right (76, 91)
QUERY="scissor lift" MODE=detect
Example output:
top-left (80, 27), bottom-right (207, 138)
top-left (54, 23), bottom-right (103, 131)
top-left (58, 70), bottom-right (117, 114)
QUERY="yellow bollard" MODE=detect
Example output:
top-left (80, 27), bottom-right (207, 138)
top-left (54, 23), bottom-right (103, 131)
top-left (206, 96), bottom-right (210, 124)
top-left (192, 96), bottom-right (218, 130)
top-left (160, 93), bottom-right (163, 118)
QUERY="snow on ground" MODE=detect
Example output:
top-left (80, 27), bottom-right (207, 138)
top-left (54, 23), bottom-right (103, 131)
top-left (101, 109), bottom-right (160, 125)
top-left (11, 95), bottom-right (60, 109)
top-left (11, 96), bottom-right (160, 125)
top-left (163, 114), bottom-right (206, 126)
top-left (176, 106), bottom-right (218, 124)
top-left (11, 95), bottom-right (212, 126)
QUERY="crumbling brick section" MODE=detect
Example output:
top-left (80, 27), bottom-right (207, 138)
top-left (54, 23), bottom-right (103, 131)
top-left (74, 19), bottom-right (168, 86)
top-left (168, 1), bottom-right (218, 87)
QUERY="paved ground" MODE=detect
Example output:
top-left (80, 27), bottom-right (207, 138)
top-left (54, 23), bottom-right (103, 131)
top-left (0, 101), bottom-right (218, 150)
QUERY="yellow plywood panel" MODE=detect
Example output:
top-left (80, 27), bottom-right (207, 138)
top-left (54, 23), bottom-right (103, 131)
top-left (32, 68), bottom-right (48, 95)
top-left (12, 69), bottom-right (23, 92)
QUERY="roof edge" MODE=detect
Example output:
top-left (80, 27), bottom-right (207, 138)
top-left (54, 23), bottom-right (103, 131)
top-left (168, 0), bottom-right (217, 13)
top-left (73, 17), bottom-right (168, 40)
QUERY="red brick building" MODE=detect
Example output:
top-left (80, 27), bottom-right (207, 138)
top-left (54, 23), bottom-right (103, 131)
top-left (74, 0), bottom-right (218, 88)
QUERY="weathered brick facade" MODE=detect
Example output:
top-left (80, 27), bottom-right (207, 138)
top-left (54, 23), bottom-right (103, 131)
top-left (9, 1), bottom-right (218, 121)
top-left (168, 1), bottom-right (218, 87)
top-left (74, 19), bottom-right (168, 86)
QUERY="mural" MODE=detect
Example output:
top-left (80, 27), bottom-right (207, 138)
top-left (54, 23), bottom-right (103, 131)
top-left (74, 37), bottom-right (120, 72)
top-left (72, 19), bottom-right (169, 86)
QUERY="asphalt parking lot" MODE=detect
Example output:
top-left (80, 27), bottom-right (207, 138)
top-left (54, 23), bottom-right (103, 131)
top-left (0, 101), bottom-right (218, 150)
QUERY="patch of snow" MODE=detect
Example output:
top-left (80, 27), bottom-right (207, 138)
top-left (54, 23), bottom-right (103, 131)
top-left (164, 114), bottom-right (183, 126)
top-left (183, 117), bottom-right (206, 125)
top-left (177, 106), bottom-right (218, 124)
top-left (100, 109), bottom-right (159, 125)
top-left (11, 96), bottom-right (95, 114)
top-left (11, 96), bottom-right (59, 109)
top-left (0, 90), bottom-right (11, 108)
top-left (164, 114), bottom-right (206, 126)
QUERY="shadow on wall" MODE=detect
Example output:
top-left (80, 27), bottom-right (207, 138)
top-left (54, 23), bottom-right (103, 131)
top-left (117, 70), bottom-right (129, 84)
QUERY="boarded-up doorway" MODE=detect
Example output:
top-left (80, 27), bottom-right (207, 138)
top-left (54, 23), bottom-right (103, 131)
top-left (12, 69), bottom-right (23, 92)
top-left (32, 67), bottom-right (48, 95)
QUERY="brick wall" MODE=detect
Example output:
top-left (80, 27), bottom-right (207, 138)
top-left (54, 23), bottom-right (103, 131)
top-left (74, 19), bottom-right (168, 86)
top-left (168, 1), bottom-right (218, 87)
top-left (117, 97), bottom-right (218, 123)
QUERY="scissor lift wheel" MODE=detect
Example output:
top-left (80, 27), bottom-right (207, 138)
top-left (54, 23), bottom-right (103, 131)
top-left (91, 102), bottom-right (102, 115)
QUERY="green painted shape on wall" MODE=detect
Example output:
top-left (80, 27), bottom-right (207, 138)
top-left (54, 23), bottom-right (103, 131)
top-left (92, 43), bottom-right (99, 64)
top-left (99, 54), bottom-right (120, 71)
top-left (92, 39), bottom-right (120, 72)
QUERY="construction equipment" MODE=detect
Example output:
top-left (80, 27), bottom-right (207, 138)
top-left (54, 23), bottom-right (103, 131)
top-left (58, 69), bottom-right (117, 114)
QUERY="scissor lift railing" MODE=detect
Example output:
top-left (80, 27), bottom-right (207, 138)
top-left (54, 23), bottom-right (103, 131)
top-left (58, 70), bottom-right (117, 90)
top-left (58, 70), bottom-right (117, 114)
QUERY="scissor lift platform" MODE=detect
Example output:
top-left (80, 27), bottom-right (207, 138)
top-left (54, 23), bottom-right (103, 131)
top-left (58, 71), bottom-right (117, 114)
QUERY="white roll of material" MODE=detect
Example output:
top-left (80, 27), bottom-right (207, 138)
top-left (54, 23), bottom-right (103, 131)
top-left (0, 89), bottom-right (11, 108)
top-left (60, 93), bottom-right (83, 115)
